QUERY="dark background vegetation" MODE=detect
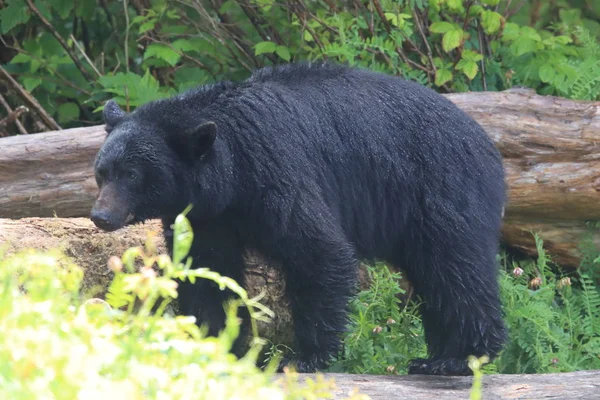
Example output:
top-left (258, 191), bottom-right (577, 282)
top-left (1, 0), bottom-right (600, 135)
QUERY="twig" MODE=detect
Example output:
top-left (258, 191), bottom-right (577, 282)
top-left (371, 0), bottom-right (429, 73)
top-left (184, 0), bottom-right (256, 71)
top-left (477, 22), bottom-right (488, 91)
top-left (0, 105), bottom-right (28, 135)
top-left (69, 34), bottom-right (102, 77)
top-left (236, 0), bottom-right (279, 63)
top-left (412, 8), bottom-right (436, 82)
top-left (0, 65), bottom-right (61, 131)
top-left (123, 0), bottom-right (131, 73)
top-left (238, 0), bottom-right (284, 45)
top-left (504, 0), bottom-right (528, 19)
top-left (0, 38), bottom-right (93, 96)
top-left (24, 0), bottom-right (95, 83)
top-left (0, 94), bottom-right (28, 134)
top-left (140, 36), bottom-right (217, 79)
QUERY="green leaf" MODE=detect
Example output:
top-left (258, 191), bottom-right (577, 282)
top-left (254, 41), bottom-right (277, 56)
top-left (435, 69), bottom-right (453, 86)
top-left (38, 32), bottom-right (63, 56)
top-left (538, 65), bottom-right (555, 83)
top-left (520, 27), bottom-right (542, 42)
top-left (75, 0), bottom-right (96, 20)
top-left (57, 102), bottom-right (80, 124)
top-left (429, 21), bottom-right (454, 34)
top-left (461, 49), bottom-right (483, 63)
top-left (172, 39), bottom-right (197, 52)
top-left (49, 0), bottom-right (74, 20)
top-left (0, 0), bottom-right (31, 33)
top-left (446, 0), bottom-right (464, 12)
top-left (303, 30), bottom-right (314, 42)
top-left (10, 53), bottom-right (31, 64)
top-left (512, 37), bottom-right (538, 56)
top-left (22, 77), bottom-right (42, 92)
top-left (456, 60), bottom-right (479, 80)
top-left (481, 10), bottom-right (503, 34)
top-left (501, 23), bottom-right (520, 41)
top-left (34, 0), bottom-right (52, 21)
top-left (442, 29), bottom-right (463, 52)
top-left (275, 45), bottom-right (291, 61)
top-left (481, 0), bottom-right (500, 5)
top-left (139, 21), bottom-right (156, 33)
top-left (173, 206), bottom-right (194, 265)
top-left (144, 43), bottom-right (181, 66)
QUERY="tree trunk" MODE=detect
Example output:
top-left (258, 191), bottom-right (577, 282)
top-left (1, 89), bottom-right (599, 266)
top-left (290, 370), bottom-right (600, 400)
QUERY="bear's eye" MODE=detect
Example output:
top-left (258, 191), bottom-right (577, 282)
top-left (127, 171), bottom-right (138, 181)
top-left (95, 168), bottom-right (108, 185)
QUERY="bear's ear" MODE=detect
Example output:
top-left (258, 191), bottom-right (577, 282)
top-left (103, 100), bottom-right (126, 133)
top-left (188, 121), bottom-right (218, 158)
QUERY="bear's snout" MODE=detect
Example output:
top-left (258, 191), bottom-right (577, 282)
top-left (90, 208), bottom-right (119, 231)
top-left (90, 183), bottom-right (131, 231)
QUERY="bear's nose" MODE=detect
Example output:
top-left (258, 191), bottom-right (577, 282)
top-left (90, 209), bottom-right (116, 231)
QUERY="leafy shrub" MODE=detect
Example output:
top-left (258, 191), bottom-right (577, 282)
top-left (1, 0), bottom-right (599, 134)
top-left (495, 234), bottom-right (600, 373)
top-left (328, 264), bottom-right (426, 375)
top-left (330, 234), bottom-right (600, 375)
top-left (0, 211), bottom-right (368, 400)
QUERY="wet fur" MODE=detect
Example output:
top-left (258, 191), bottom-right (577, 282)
top-left (94, 62), bottom-right (507, 375)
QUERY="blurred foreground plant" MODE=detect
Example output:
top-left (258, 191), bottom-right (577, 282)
top-left (0, 208), bottom-right (367, 400)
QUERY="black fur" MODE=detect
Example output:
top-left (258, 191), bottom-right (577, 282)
top-left (91, 62), bottom-right (507, 376)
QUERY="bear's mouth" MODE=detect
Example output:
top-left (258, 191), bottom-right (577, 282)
top-left (124, 212), bottom-right (147, 227)
top-left (124, 213), bottom-right (135, 225)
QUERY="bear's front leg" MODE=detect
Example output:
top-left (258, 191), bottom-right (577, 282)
top-left (270, 216), bottom-right (359, 373)
top-left (162, 217), bottom-right (249, 357)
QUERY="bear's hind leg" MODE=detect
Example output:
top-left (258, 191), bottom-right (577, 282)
top-left (403, 229), bottom-right (506, 376)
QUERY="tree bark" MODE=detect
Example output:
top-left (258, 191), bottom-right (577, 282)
top-left (1, 89), bottom-right (599, 266)
top-left (289, 370), bottom-right (600, 400)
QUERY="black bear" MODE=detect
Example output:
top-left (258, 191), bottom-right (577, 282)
top-left (90, 62), bottom-right (506, 376)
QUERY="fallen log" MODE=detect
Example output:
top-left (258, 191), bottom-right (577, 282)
top-left (290, 370), bottom-right (600, 400)
top-left (1, 89), bottom-right (599, 266)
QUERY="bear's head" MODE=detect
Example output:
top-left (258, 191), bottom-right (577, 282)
top-left (90, 100), bottom-right (223, 232)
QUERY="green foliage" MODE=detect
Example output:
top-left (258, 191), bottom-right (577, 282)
top-left (330, 234), bottom-right (600, 376)
top-left (328, 264), bottom-right (427, 375)
top-left (0, 211), bottom-right (367, 400)
top-left (2, 0), bottom-right (600, 134)
top-left (494, 234), bottom-right (600, 373)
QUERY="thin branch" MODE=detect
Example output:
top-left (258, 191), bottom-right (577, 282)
top-left (123, 0), bottom-right (131, 73)
top-left (0, 39), bottom-right (92, 96)
top-left (0, 65), bottom-right (61, 131)
top-left (24, 0), bottom-right (95, 83)
top-left (412, 7), bottom-right (436, 82)
top-left (236, 0), bottom-right (279, 63)
top-left (504, 0), bottom-right (528, 20)
top-left (0, 105), bottom-right (29, 135)
top-left (238, 0), bottom-right (284, 45)
top-left (69, 34), bottom-right (102, 77)
top-left (477, 22), bottom-right (488, 91)
top-left (140, 35), bottom-right (217, 79)
top-left (0, 95), bottom-right (28, 134)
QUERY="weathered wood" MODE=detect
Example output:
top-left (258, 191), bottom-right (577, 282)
top-left (0, 125), bottom-right (104, 218)
top-left (446, 88), bottom-right (600, 221)
top-left (1, 89), bottom-right (599, 266)
top-left (290, 370), bottom-right (600, 400)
